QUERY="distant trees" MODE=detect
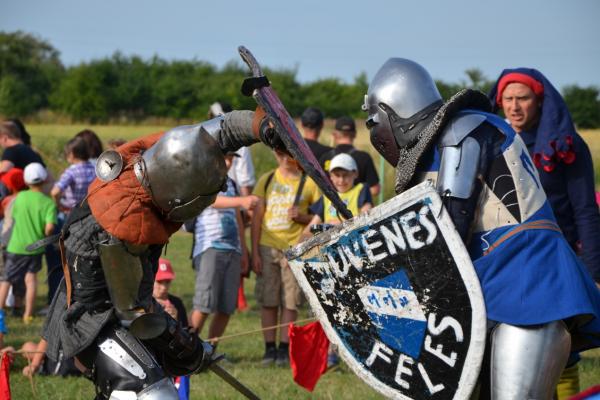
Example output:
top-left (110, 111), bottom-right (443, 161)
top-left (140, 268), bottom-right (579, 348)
top-left (0, 31), bottom-right (64, 116)
top-left (563, 86), bottom-right (600, 129)
top-left (0, 31), bottom-right (599, 128)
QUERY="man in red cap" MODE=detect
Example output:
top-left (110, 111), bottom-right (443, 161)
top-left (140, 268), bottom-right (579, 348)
top-left (490, 68), bottom-right (600, 398)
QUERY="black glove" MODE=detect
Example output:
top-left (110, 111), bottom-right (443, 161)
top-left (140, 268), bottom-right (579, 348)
top-left (258, 118), bottom-right (287, 154)
top-left (194, 340), bottom-right (219, 373)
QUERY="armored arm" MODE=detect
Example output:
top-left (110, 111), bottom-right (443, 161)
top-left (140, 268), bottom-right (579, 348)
top-left (201, 109), bottom-right (281, 154)
top-left (437, 114), bottom-right (497, 242)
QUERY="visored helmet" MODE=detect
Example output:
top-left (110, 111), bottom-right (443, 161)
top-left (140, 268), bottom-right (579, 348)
top-left (363, 58), bottom-right (443, 165)
top-left (134, 124), bottom-right (227, 221)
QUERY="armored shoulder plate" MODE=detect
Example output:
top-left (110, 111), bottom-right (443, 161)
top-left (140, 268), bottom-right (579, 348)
top-left (438, 113), bottom-right (487, 147)
top-left (437, 113), bottom-right (485, 199)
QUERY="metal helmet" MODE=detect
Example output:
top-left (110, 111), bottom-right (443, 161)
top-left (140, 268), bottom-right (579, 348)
top-left (363, 58), bottom-right (443, 165)
top-left (134, 124), bottom-right (227, 222)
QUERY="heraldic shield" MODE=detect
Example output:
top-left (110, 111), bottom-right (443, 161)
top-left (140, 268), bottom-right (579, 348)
top-left (287, 181), bottom-right (486, 400)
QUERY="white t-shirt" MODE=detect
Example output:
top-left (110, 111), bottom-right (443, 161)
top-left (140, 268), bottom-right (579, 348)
top-left (227, 146), bottom-right (256, 188)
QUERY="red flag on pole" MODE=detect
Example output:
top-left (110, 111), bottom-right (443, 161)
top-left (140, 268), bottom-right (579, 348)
top-left (289, 321), bottom-right (329, 392)
top-left (0, 353), bottom-right (12, 400)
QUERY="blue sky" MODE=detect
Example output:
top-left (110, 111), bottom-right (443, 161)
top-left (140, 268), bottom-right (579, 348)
top-left (2, 0), bottom-right (599, 90)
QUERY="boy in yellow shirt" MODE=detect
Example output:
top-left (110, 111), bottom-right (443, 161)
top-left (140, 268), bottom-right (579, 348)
top-left (251, 149), bottom-right (320, 366)
top-left (303, 153), bottom-right (373, 237)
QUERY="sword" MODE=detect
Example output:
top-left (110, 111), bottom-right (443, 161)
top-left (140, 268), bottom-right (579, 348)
top-left (25, 233), bottom-right (61, 252)
top-left (209, 362), bottom-right (261, 400)
top-left (238, 45), bottom-right (353, 220)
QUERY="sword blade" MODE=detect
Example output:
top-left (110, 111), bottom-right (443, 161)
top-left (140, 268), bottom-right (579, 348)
top-left (209, 363), bottom-right (261, 400)
top-left (25, 233), bottom-right (60, 252)
top-left (238, 45), bottom-right (353, 220)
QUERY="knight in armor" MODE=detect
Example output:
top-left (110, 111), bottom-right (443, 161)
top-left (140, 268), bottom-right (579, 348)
top-left (362, 58), bottom-right (600, 399)
top-left (41, 108), bottom-right (283, 399)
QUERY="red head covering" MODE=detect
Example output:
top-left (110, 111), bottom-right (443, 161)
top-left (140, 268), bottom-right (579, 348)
top-left (495, 72), bottom-right (544, 106)
top-left (489, 68), bottom-right (577, 173)
top-left (0, 168), bottom-right (26, 193)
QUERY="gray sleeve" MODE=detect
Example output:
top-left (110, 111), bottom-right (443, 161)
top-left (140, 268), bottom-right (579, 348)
top-left (211, 110), bottom-right (259, 153)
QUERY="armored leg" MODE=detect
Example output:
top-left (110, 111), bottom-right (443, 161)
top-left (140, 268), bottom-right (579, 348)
top-left (85, 325), bottom-right (177, 400)
top-left (489, 321), bottom-right (570, 399)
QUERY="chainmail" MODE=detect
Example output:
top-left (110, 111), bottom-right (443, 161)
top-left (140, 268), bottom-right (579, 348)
top-left (394, 89), bottom-right (492, 194)
top-left (64, 214), bottom-right (110, 258)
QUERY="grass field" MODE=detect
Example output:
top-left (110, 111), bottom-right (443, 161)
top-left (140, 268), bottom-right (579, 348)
top-left (2, 123), bottom-right (599, 399)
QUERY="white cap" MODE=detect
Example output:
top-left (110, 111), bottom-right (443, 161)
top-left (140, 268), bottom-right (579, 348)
top-left (329, 153), bottom-right (357, 172)
top-left (23, 162), bottom-right (48, 185)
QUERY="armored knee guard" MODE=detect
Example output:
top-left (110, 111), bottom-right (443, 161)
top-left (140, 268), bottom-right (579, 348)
top-left (90, 326), bottom-right (178, 400)
top-left (489, 321), bottom-right (570, 399)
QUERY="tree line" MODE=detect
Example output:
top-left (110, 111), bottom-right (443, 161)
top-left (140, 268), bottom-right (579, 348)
top-left (2, 31), bottom-right (600, 128)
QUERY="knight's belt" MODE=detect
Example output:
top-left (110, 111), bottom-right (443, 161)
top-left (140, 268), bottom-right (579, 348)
top-left (483, 219), bottom-right (561, 256)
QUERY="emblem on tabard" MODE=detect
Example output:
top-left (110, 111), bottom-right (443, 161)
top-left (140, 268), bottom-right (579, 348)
top-left (287, 182), bottom-right (486, 400)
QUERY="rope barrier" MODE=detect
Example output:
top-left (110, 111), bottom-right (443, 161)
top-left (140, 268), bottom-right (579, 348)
top-left (3, 316), bottom-right (318, 357)
top-left (25, 355), bottom-right (37, 398)
top-left (207, 317), bottom-right (316, 342)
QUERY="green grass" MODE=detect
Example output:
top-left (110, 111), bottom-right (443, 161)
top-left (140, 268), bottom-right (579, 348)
top-left (3, 124), bottom-right (599, 398)
top-left (5, 233), bottom-right (600, 399)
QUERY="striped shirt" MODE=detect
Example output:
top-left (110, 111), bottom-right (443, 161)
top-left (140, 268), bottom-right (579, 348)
top-left (192, 178), bottom-right (241, 258)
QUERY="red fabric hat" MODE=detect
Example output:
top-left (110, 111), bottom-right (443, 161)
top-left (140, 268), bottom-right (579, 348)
top-left (1, 168), bottom-right (26, 193)
top-left (495, 72), bottom-right (544, 106)
top-left (156, 258), bottom-right (175, 281)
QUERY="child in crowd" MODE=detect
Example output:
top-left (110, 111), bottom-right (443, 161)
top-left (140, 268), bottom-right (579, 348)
top-left (302, 153), bottom-right (373, 238)
top-left (74, 129), bottom-right (103, 165)
top-left (152, 258), bottom-right (190, 400)
top-left (251, 149), bottom-right (320, 366)
top-left (153, 258), bottom-right (188, 328)
top-left (50, 136), bottom-right (96, 213)
top-left (187, 152), bottom-right (257, 345)
top-left (47, 136), bottom-right (95, 304)
top-left (0, 163), bottom-right (57, 325)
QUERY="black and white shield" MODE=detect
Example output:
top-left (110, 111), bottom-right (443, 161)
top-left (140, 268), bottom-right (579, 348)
top-left (287, 181), bottom-right (486, 399)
